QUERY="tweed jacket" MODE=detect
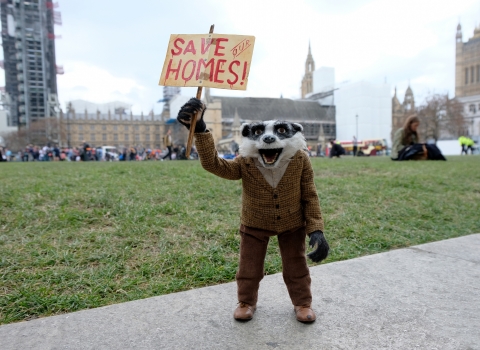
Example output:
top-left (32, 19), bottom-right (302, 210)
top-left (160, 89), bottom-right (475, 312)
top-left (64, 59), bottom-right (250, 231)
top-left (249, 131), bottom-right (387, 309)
top-left (195, 131), bottom-right (324, 234)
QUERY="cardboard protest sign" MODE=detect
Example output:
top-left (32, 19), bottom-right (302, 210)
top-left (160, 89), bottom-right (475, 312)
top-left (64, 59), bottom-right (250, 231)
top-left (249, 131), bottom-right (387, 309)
top-left (159, 34), bottom-right (255, 90)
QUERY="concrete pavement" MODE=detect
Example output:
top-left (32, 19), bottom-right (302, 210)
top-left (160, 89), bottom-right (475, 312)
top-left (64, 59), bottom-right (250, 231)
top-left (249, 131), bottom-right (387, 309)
top-left (1, 234), bottom-right (479, 350)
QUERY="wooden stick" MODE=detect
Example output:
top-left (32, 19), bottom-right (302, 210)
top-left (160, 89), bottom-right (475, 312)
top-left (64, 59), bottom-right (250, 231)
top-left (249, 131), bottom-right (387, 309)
top-left (186, 24), bottom-right (215, 159)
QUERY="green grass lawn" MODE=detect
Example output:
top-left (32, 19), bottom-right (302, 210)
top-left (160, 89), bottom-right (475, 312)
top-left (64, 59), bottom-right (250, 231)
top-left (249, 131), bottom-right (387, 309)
top-left (1, 156), bottom-right (479, 324)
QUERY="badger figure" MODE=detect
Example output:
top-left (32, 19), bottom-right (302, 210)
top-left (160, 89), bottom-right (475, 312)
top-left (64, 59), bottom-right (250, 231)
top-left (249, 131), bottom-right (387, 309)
top-left (177, 98), bottom-right (329, 323)
top-left (240, 120), bottom-right (306, 165)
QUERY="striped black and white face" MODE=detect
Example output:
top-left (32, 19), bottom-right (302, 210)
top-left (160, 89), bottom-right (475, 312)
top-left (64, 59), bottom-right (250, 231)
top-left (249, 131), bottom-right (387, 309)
top-left (239, 120), bottom-right (306, 167)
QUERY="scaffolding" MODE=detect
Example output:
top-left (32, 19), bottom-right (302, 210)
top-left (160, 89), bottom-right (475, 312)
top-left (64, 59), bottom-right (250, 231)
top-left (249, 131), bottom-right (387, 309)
top-left (0, 0), bottom-right (61, 128)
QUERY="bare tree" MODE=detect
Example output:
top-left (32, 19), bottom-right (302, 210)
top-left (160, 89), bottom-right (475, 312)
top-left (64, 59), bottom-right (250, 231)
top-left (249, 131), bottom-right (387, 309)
top-left (417, 94), bottom-right (465, 143)
top-left (2, 117), bottom-right (66, 151)
top-left (445, 97), bottom-right (467, 137)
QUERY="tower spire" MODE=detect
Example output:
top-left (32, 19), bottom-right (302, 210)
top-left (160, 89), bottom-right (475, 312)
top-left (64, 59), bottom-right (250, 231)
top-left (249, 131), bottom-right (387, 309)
top-left (456, 21), bottom-right (463, 43)
top-left (301, 42), bottom-right (315, 98)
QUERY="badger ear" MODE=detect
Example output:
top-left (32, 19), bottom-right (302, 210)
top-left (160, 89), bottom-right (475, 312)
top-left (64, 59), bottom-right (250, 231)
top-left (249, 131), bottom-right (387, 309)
top-left (241, 123), bottom-right (251, 137)
top-left (292, 123), bottom-right (303, 133)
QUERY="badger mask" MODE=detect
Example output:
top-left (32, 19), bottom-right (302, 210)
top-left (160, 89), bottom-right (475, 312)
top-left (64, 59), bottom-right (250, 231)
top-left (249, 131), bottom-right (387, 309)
top-left (239, 120), bottom-right (307, 168)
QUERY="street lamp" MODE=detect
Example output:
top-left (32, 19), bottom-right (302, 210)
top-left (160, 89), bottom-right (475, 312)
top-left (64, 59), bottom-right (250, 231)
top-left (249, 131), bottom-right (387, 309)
top-left (66, 105), bottom-right (71, 148)
top-left (355, 114), bottom-right (358, 156)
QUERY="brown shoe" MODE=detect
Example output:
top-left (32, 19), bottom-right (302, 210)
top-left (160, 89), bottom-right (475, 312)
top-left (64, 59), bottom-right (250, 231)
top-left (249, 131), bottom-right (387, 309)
top-left (234, 302), bottom-right (256, 321)
top-left (294, 305), bottom-right (316, 323)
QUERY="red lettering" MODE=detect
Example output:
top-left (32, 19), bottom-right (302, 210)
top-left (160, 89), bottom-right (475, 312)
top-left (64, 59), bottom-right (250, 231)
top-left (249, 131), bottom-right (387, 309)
top-left (181, 60), bottom-right (196, 83)
top-left (201, 38), bottom-right (212, 55)
top-left (183, 40), bottom-right (196, 55)
top-left (227, 60), bottom-right (240, 85)
top-left (165, 59), bottom-right (182, 80)
top-left (240, 61), bottom-right (248, 86)
top-left (196, 58), bottom-right (215, 81)
top-left (214, 38), bottom-right (228, 56)
top-left (171, 38), bottom-right (185, 56)
top-left (214, 59), bottom-right (227, 83)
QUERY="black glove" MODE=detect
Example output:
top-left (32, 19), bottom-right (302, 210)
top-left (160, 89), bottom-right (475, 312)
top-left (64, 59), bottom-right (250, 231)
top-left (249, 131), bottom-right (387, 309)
top-left (177, 98), bottom-right (207, 133)
top-left (307, 230), bottom-right (329, 263)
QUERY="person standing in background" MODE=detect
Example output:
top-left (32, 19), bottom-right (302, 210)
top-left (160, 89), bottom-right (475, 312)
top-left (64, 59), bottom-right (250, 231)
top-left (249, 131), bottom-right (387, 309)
top-left (459, 136), bottom-right (467, 155)
top-left (352, 136), bottom-right (358, 156)
top-left (0, 147), bottom-right (6, 162)
top-left (162, 129), bottom-right (173, 160)
top-left (316, 143), bottom-right (322, 157)
top-left (82, 141), bottom-right (90, 161)
top-left (465, 137), bottom-right (475, 154)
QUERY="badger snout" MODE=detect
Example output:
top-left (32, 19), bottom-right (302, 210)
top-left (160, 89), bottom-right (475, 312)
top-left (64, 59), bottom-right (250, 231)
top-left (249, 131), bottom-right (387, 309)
top-left (262, 135), bottom-right (276, 144)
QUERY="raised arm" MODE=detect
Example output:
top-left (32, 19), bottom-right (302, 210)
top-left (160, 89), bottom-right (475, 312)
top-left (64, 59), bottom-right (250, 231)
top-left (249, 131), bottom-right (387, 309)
top-left (177, 98), bottom-right (242, 180)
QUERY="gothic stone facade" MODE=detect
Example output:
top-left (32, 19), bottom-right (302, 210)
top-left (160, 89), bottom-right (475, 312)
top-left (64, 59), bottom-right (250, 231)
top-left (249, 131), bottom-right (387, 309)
top-left (392, 86), bottom-right (415, 137)
top-left (63, 109), bottom-right (167, 150)
top-left (455, 23), bottom-right (480, 137)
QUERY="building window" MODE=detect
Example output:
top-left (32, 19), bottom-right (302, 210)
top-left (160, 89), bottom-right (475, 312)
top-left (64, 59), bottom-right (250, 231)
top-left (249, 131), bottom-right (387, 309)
top-left (146, 134), bottom-right (150, 141)
top-left (135, 125), bottom-right (139, 131)
top-left (79, 133), bottom-right (83, 140)
top-left (155, 125), bottom-right (160, 131)
top-left (469, 104), bottom-right (476, 114)
top-left (135, 134), bottom-right (140, 141)
top-left (125, 125), bottom-right (129, 131)
top-left (113, 125), bottom-right (118, 131)
top-left (90, 125), bottom-right (95, 131)
top-left (125, 134), bottom-right (129, 141)
top-left (303, 123), bottom-right (321, 139)
top-left (155, 134), bottom-right (160, 141)
top-left (146, 125), bottom-right (150, 131)
top-left (471, 66), bottom-right (475, 84)
top-left (114, 134), bottom-right (118, 141)
top-left (67, 124), bottom-right (70, 131)
top-left (466, 68), bottom-right (469, 85)
top-left (102, 134), bottom-right (107, 141)
top-left (155, 144), bottom-right (160, 149)
top-left (102, 125), bottom-right (106, 131)
top-left (477, 65), bottom-right (480, 83)
top-left (91, 134), bottom-right (95, 141)
top-left (79, 125), bottom-right (83, 131)
top-left (322, 124), bottom-right (336, 138)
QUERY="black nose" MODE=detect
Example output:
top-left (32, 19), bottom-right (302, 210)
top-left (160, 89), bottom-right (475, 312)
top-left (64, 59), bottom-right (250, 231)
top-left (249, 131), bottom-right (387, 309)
top-left (263, 135), bottom-right (276, 144)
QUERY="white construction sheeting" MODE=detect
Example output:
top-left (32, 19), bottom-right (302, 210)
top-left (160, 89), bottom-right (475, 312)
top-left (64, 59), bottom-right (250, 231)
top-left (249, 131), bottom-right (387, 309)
top-left (0, 110), bottom-right (17, 135)
top-left (436, 140), bottom-right (462, 156)
top-left (312, 67), bottom-right (335, 105)
top-left (335, 81), bottom-right (392, 146)
top-left (313, 67), bottom-right (335, 93)
top-left (169, 95), bottom-right (191, 120)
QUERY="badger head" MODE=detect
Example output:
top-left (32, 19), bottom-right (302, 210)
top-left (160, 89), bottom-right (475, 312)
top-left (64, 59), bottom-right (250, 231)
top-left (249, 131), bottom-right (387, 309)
top-left (239, 120), bottom-right (306, 167)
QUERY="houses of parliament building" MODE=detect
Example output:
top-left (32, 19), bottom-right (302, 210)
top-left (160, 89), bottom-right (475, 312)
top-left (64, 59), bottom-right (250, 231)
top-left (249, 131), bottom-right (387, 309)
top-left (455, 22), bottom-right (480, 137)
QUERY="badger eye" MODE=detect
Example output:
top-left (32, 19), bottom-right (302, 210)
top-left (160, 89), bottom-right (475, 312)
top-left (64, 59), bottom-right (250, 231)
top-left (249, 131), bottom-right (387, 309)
top-left (255, 129), bottom-right (263, 135)
top-left (277, 127), bottom-right (286, 134)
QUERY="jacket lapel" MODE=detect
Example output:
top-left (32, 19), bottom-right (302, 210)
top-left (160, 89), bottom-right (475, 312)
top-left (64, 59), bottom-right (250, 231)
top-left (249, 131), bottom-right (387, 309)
top-left (243, 157), bottom-right (275, 192)
top-left (276, 154), bottom-right (302, 189)
top-left (243, 154), bottom-right (302, 191)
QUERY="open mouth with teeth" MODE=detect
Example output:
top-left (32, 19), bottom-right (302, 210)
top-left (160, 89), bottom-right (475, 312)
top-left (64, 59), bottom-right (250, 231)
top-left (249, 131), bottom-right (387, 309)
top-left (259, 148), bottom-right (283, 165)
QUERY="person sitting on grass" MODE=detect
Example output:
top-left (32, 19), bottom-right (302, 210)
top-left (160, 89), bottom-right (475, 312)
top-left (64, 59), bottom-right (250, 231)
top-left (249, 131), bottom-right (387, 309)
top-left (329, 140), bottom-right (345, 158)
top-left (391, 115), bottom-right (446, 161)
top-left (391, 115), bottom-right (420, 160)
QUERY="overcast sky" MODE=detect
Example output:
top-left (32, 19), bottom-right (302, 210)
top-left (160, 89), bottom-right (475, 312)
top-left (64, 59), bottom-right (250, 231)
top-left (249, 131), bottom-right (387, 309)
top-left (4, 0), bottom-right (480, 114)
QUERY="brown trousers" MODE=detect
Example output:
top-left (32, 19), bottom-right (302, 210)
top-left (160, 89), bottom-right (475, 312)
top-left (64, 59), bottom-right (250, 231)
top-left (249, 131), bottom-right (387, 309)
top-left (236, 224), bottom-right (312, 306)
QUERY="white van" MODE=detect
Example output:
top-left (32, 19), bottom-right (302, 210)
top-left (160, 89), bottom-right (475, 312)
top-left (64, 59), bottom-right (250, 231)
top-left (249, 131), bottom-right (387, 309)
top-left (99, 146), bottom-right (119, 161)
